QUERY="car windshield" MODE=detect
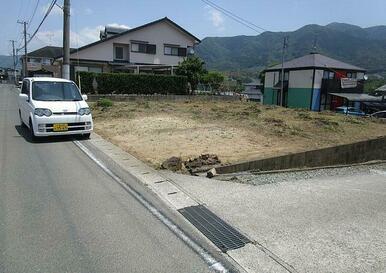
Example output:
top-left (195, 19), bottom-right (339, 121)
top-left (32, 81), bottom-right (82, 101)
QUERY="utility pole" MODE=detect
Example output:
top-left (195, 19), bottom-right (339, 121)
top-left (17, 20), bottom-right (28, 78)
top-left (312, 36), bottom-right (318, 53)
top-left (10, 40), bottom-right (17, 84)
top-left (280, 36), bottom-right (288, 107)
top-left (62, 0), bottom-right (70, 79)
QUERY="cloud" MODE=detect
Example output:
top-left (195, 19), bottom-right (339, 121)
top-left (105, 23), bottom-right (131, 29)
top-left (27, 23), bottom-right (131, 52)
top-left (29, 25), bottom-right (104, 50)
top-left (205, 6), bottom-right (225, 31)
top-left (84, 8), bottom-right (93, 15)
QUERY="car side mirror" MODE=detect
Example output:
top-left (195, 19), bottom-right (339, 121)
top-left (19, 93), bottom-right (29, 102)
top-left (82, 94), bottom-right (88, 101)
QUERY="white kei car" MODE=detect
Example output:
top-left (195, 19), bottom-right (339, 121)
top-left (18, 77), bottom-right (93, 139)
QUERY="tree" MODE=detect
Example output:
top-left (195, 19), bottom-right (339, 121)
top-left (201, 71), bottom-right (225, 91)
top-left (175, 56), bottom-right (206, 92)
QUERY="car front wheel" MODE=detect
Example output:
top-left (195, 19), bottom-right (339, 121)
top-left (29, 119), bottom-right (37, 141)
top-left (19, 110), bottom-right (26, 127)
top-left (81, 133), bottom-right (91, 139)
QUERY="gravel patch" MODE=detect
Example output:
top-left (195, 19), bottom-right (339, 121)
top-left (217, 163), bottom-right (386, 185)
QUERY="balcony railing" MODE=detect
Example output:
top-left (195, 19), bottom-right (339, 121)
top-left (321, 79), bottom-right (364, 94)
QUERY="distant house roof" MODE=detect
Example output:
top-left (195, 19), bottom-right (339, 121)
top-left (23, 46), bottom-right (75, 59)
top-left (264, 53), bottom-right (366, 72)
top-left (63, 17), bottom-right (200, 57)
top-left (329, 92), bottom-right (382, 102)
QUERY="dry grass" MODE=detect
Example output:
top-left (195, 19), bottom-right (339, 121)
top-left (90, 100), bottom-right (386, 167)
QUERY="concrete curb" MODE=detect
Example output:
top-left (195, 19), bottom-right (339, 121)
top-left (87, 133), bottom-right (200, 210)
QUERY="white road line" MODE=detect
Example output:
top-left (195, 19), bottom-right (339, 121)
top-left (73, 140), bottom-right (228, 273)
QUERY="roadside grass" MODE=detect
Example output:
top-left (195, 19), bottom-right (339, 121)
top-left (90, 100), bottom-right (386, 167)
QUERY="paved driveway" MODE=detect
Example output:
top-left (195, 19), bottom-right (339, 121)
top-left (166, 165), bottom-right (386, 273)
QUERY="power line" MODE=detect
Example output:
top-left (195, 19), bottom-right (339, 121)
top-left (203, 0), bottom-right (268, 32)
top-left (17, 0), bottom-right (57, 51)
top-left (201, 0), bottom-right (267, 34)
top-left (202, 0), bottom-right (262, 33)
top-left (27, 0), bottom-right (41, 30)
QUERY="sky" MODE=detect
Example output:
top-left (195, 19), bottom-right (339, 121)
top-left (1, 0), bottom-right (386, 55)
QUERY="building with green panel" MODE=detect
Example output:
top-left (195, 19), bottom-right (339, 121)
top-left (262, 53), bottom-right (366, 111)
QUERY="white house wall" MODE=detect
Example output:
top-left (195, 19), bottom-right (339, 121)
top-left (264, 71), bottom-right (280, 88)
top-left (288, 69), bottom-right (314, 88)
top-left (70, 20), bottom-right (196, 66)
top-left (71, 41), bottom-right (113, 62)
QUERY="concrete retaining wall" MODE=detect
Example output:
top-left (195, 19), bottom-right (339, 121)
top-left (215, 136), bottom-right (386, 174)
top-left (87, 94), bottom-right (241, 102)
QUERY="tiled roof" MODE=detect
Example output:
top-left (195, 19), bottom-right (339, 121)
top-left (265, 53), bottom-right (365, 72)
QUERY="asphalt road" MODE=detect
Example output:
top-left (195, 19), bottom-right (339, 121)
top-left (0, 84), bottom-right (215, 273)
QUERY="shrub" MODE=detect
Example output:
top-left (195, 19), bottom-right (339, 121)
top-left (77, 72), bottom-right (188, 95)
top-left (96, 98), bottom-right (113, 108)
top-left (77, 72), bottom-right (95, 93)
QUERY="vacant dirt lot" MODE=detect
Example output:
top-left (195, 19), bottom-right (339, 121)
top-left (90, 99), bottom-right (386, 168)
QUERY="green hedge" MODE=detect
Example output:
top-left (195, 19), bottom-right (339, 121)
top-left (76, 72), bottom-right (188, 95)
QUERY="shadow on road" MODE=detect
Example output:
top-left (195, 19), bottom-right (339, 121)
top-left (15, 125), bottom-right (81, 144)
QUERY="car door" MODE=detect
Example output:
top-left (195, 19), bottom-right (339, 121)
top-left (20, 80), bottom-right (32, 124)
top-left (19, 80), bottom-right (28, 123)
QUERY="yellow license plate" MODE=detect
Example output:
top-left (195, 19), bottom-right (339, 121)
top-left (53, 123), bottom-right (68, 132)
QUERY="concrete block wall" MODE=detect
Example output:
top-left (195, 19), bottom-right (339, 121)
top-left (215, 136), bottom-right (386, 174)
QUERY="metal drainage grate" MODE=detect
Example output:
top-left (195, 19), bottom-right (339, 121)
top-left (178, 205), bottom-right (250, 252)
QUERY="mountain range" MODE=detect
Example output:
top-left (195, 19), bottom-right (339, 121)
top-left (1, 23), bottom-right (385, 76)
top-left (196, 23), bottom-right (386, 75)
top-left (0, 55), bottom-right (19, 69)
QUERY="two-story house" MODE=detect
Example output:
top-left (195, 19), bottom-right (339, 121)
top-left (263, 53), bottom-right (366, 111)
top-left (55, 17), bottom-right (200, 80)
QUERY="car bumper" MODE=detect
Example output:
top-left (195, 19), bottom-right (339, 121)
top-left (32, 114), bottom-right (93, 136)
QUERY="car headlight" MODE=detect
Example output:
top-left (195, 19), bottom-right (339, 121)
top-left (78, 107), bottom-right (91, 116)
top-left (34, 108), bottom-right (52, 117)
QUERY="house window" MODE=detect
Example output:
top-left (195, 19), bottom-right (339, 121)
top-left (28, 58), bottom-right (41, 63)
top-left (114, 46), bottom-right (124, 60)
top-left (75, 66), bottom-right (102, 74)
top-left (323, 71), bottom-right (335, 79)
top-left (164, 46), bottom-right (187, 56)
top-left (347, 72), bottom-right (357, 79)
top-left (279, 71), bottom-right (289, 81)
top-left (89, 67), bottom-right (102, 73)
top-left (41, 58), bottom-right (51, 65)
top-left (131, 42), bottom-right (156, 54)
top-left (74, 66), bottom-right (88, 73)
